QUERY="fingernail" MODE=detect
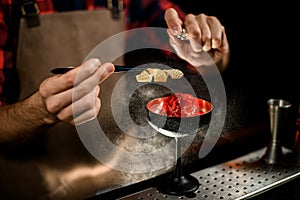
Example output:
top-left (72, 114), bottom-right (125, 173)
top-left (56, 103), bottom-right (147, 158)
top-left (105, 64), bottom-right (114, 73)
top-left (91, 58), bottom-right (100, 68)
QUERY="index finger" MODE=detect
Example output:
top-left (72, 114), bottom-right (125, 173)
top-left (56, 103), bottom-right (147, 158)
top-left (39, 58), bottom-right (101, 96)
top-left (164, 8), bottom-right (183, 34)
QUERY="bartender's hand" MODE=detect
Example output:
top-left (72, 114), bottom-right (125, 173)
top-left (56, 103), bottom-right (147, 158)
top-left (164, 8), bottom-right (230, 72)
top-left (39, 58), bottom-right (115, 125)
top-left (0, 58), bottom-right (114, 144)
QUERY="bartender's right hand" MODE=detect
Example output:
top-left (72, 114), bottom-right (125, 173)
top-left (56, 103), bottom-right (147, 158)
top-left (38, 58), bottom-right (114, 125)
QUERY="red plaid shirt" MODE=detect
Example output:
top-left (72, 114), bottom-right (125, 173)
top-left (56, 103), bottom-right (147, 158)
top-left (0, 0), bottom-right (185, 105)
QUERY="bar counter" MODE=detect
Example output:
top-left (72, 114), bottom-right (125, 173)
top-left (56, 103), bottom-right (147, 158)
top-left (0, 62), bottom-right (298, 200)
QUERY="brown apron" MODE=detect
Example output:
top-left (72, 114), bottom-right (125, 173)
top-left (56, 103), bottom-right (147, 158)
top-left (17, 9), bottom-right (125, 100)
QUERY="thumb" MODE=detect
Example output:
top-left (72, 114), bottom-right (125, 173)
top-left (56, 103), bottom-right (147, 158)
top-left (98, 63), bottom-right (115, 84)
top-left (164, 8), bottom-right (183, 34)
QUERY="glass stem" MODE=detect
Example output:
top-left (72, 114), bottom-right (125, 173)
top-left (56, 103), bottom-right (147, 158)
top-left (174, 137), bottom-right (183, 178)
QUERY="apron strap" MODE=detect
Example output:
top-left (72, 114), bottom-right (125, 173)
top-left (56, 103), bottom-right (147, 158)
top-left (20, 0), bottom-right (40, 27)
top-left (107, 0), bottom-right (123, 19)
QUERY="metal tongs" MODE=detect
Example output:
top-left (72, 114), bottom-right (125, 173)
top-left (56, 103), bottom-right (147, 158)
top-left (50, 65), bottom-right (143, 74)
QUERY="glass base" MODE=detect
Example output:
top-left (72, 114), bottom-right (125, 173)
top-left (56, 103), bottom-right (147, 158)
top-left (157, 174), bottom-right (200, 196)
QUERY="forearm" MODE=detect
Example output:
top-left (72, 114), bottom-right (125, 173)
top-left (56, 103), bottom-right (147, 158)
top-left (0, 91), bottom-right (58, 145)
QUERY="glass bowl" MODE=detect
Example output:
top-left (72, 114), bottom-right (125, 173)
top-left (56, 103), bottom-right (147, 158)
top-left (146, 93), bottom-right (213, 136)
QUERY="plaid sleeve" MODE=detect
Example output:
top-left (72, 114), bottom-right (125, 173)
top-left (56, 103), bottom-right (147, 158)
top-left (0, 0), bottom-right (56, 105)
top-left (0, 0), bottom-right (10, 100)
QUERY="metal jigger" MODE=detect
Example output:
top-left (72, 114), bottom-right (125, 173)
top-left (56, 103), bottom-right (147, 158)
top-left (263, 99), bottom-right (292, 165)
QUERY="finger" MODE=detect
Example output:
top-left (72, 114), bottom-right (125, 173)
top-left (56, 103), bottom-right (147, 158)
top-left (72, 98), bottom-right (100, 125)
top-left (206, 16), bottom-right (223, 49)
top-left (39, 58), bottom-right (101, 97)
top-left (56, 86), bottom-right (100, 123)
top-left (72, 96), bottom-right (101, 126)
top-left (75, 62), bottom-right (114, 87)
top-left (195, 14), bottom-right (212, 52)
top-left (98, 63), bottom-right (115, 84)
top-left (164, 8), bottom-right (183, 34)
top-left (75, 58), bottom-right (103, 84)
top-left (73, 62), bottom-right (114, 100)
top-left (184, 14), bottom-right (201, 41)
top-left (221, 27), bottom-right (229, 52)
top-left (183, 14), bottom-right (203, 52)
top-left (75, 85), bottom-right (101, 121)
top-left (43, 62), bottom-right (113, 114)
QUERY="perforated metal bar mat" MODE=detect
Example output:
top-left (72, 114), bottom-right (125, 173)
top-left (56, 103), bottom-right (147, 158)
top-left (117, 148), bottom-right (300, 200)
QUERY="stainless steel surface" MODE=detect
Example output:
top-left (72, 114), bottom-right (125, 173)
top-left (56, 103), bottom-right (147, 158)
top-left (263, 99), bottom-right (292, 164)
top-left (117, 147), bottom-right (300, 200)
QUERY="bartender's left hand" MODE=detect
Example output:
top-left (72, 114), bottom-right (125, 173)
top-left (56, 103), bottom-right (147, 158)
top-left (164, 8), bottom-right (230, 72)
